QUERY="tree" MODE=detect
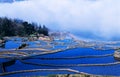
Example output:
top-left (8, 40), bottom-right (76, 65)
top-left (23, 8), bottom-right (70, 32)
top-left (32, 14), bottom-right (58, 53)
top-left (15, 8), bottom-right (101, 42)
top-left (38, 25), bottom-right (49, 36)
top-left (0, 17), bottom-right (49, 37)
top-left (42, 25), bottom-right (49, 36)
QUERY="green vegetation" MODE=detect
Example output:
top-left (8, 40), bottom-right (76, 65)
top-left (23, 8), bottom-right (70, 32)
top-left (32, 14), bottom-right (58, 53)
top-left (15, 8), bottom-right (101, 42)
top-left (0, 17), bottom-right (49, 37)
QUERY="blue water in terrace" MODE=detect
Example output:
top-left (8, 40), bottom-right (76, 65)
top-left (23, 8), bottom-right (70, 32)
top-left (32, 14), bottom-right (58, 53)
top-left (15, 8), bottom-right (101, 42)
top-left (4, 48), bottom-right (118, 76)
top-left (39, 48), bottom-right (114, 57)
top-left (5, 41), bottom-right (21, 49)
top-left (0, 39), bottom-right (120, 77)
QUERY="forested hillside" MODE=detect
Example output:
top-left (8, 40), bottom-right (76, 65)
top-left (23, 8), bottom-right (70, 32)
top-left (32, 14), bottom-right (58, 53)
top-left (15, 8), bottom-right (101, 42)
top-left (0, 17), bottom-right (49, 37)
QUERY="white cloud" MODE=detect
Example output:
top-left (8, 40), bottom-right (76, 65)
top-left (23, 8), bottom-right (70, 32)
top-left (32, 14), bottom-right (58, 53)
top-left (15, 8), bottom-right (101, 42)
top-left (0, 0), bottom-right (120, 40)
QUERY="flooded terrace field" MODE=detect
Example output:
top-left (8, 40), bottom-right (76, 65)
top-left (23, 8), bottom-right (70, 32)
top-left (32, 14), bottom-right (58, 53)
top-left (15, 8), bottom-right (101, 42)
top-left (0, 37), bottom-right (120, 77)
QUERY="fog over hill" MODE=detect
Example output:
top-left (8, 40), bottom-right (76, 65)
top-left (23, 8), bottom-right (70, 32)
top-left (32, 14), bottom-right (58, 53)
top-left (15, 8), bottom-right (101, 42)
top-left (0, 0), bottom-right (120, 41)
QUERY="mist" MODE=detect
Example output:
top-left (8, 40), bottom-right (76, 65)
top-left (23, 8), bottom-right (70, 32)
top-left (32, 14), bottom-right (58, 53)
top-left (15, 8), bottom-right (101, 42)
top-left (0, 0), bottom-right (120, 41)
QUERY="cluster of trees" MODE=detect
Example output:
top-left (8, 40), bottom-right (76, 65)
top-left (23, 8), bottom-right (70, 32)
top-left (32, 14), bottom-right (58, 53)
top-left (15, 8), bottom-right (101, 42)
top-left (0, 17), bottom-right (49, 37)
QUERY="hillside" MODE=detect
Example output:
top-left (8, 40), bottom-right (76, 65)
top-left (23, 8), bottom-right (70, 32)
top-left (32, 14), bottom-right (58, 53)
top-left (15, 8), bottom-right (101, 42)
top-left (0, 17), bottom-right (49, 37)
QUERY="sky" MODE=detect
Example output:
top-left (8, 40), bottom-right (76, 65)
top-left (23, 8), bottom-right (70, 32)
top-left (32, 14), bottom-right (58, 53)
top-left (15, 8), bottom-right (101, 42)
top-left (0, 0), bottom-right (120, 40)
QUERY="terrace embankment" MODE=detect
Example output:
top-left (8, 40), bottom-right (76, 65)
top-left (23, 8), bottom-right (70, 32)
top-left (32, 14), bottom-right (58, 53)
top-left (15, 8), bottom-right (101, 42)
top-left (0, 42), bottom-right (115, 60)
top-left (20, 59), bottom-right (120, 67)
